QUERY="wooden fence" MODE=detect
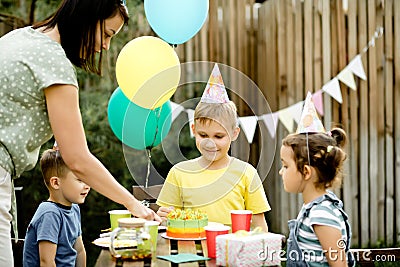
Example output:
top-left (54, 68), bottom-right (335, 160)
top-left (173, 0), bottom-right (400, 248)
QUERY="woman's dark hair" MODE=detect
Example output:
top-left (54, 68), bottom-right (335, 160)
top-left (33, 0), bottom-right (129, 75)
top-left (282, 128), bottom-right (347, 189)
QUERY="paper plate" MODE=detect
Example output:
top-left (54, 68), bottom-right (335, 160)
top-left (92, 237), bottom-right (138, 248)
top-left (160, 232), bottom-right (206, 241)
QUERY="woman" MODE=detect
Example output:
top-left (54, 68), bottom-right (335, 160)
top-left (0, 0), bottom-right (160, 265)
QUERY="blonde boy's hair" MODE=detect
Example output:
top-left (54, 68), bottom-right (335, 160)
top-left (194, 101), bottom-right (238, 131)
top-left (40, 149), bottom-right (69, 188)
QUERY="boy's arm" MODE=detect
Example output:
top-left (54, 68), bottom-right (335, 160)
top-left (74, 236), bottom-right (86, 267)
top-left (38, 241), bottom-right (57, 267)
top-left (251, 213), bottom-right (269, 232)
top-left (157, 206), bottom-right (174, 222)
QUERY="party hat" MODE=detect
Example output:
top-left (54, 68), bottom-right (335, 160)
top-left (201, 64), bottom-right (230, 103)
top-left (296, 92), bottom-right (325, 133)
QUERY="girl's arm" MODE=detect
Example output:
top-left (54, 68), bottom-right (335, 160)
top-left (44, 84), bottom-right (160, 221)
top-left (38, 241), bottom-right (57, 267)
top-left (74, 236), bottom-right (86, 267)
top-left (251, 213), bottom-right (268, 232)
top-left (314, 225), bottom-right (348, 267)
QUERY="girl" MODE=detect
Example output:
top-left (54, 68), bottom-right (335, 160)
top-left (280, 128), bottom-right (354, 266)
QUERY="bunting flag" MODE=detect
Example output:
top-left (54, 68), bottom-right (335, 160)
top-left (278, 106), bottom-right (295, 132)
top-left (186, 109), bottom-right (195, 137)
top-left (312, 90), bottom-right (324, 116)
top-left (348, 54), bottom-right (367, 80)
top-left (165, 27), bottom-right (381, 143)
top-left (261, 112), bottom-right (279, 138)
top-left (337, 66), bottom-right (357, 90)
top-left (291, 102), bottom-right (304, 124)
top-left (238, 116), bottom-right (258, 143)
top-left (322, 78), bottom-right (342, 103)
top-left (170, 101), bottom-right (185, 121)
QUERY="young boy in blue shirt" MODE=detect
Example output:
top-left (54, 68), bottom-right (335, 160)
top-left (23, 146), bottom-right (90, 267)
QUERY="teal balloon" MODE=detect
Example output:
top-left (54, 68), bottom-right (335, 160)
top-left (107, 88), bottom-right (172, 150)
top-left (144, 0), bottom-right (209, 45)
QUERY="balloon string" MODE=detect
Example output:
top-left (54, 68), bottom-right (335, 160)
top-left (145, 148), bottom-right (151, 188)
top-left (145, 106), bottom-right (163, 188)
top-left (148, 106), bottom-right (163, 149)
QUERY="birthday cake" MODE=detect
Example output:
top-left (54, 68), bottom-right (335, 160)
top-left (166, 209), bottom-right (208, 238)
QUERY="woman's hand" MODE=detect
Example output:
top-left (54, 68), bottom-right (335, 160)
top-left (127, 199), bottom-right (162, 222)
top-left (157, 206), bottom-right (174, 221)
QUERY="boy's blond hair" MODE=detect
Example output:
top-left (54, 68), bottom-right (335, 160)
top-left (194, 101), bottom-right (238, 131)
top-left (40, 149), bottom-right (69, 188)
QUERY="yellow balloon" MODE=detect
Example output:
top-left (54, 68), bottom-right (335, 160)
top-left (116, 36), bottom-right (181, 109)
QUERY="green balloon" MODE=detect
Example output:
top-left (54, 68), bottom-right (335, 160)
top-left (107, 88), bottom-right (172, 150)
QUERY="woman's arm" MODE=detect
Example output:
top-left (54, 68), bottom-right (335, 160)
top-left (38, 241), bottom-right (57, 267)
top-left (44, 84), bottom-right (160, 221)
top-left (251, 213), bottom-right (268, 232)
top-left (314, 225), bottom-right (348, 267)
top-left (74, 236), bottom-right (86, 267)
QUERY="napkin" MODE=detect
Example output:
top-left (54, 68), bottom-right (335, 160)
top-left (157, 253), bottom-right (210, 263)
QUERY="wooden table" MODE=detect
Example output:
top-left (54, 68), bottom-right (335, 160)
top-left (94, 233), bottom-right (216, 267)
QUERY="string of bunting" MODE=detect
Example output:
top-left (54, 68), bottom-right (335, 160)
top-left (169, 26), bottom-right (384, 143)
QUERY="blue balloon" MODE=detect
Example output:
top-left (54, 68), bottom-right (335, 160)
top-left (144, 0), bottom-right (209, 45)
top-left (107, 88), bottom-right (172, 150)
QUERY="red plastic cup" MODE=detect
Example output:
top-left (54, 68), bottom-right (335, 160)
top-left (230, 210), bottom-right (252, 233)
top-left (204, 225), bottom-right (230, 258)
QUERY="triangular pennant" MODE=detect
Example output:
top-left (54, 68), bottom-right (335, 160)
top-left (261, 112), bottom-right (279, 138)
top-left (289, 101), bottom-right (304, 124)
top-left (238, 116), bottom-right (258, 143)
top-left (312, 90), bottom-right (324, 116)
top-left (170, 101), bottom-right (185, 122)
top-left (201, 64), bottom-right (230, 103)
top-left (296, 92), bottom-right (325, 134)
top-left (348, 54), bottom-right (367, 80)
top-left (337, 66), bottom-right (357, 90)
top-left (186, 109), bottom-right (195, 137)
top-left (278, 107), bottom-right (295, 132)
top-left (322, 78), bottom-right (343, 103)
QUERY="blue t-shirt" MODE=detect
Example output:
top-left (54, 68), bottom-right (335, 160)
top-left (23, 201), bottom-right (82, 267)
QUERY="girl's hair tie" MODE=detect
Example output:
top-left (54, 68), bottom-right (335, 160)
top-left (327, 131), bottom-right (332, 137)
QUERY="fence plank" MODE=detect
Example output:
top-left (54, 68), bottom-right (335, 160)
top-left (375, 0), bottom-right (386, 244)
top-left (208, 0), bottom-right (218, 62)
top-left (384, 0), bottom-right (395, 245)
top-left (346, 0), bottom-right (359, 245)
top-left (358, 0), bottom-right (370, 247)
top-left (313, 0), bottom-right (322, 94)
top-left (367, 0), bottom-right (379, 245)
top-left (321, 0), bottom-right (332, 155)
top-left (304, 0), bottom-right (313, 93)
top-left (294, 0), bottom-right (304, 101)
top-left (394, 0), bottom-right (400, 245)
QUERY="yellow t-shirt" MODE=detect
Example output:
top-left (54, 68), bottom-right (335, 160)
top-left (156, 158), bottom-right (271, 225)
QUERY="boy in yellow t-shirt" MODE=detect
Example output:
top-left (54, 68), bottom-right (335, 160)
top-left (156, 64), bottom-right (270, 232)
